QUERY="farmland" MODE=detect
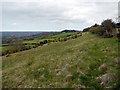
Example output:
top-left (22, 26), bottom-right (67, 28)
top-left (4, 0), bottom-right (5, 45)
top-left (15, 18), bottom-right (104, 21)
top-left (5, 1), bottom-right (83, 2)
top-left (1, 32), bottom-right (81, 56)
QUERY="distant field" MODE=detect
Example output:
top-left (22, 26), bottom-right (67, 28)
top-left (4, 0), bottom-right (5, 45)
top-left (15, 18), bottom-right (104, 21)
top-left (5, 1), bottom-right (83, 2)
top-left (2, 32), bottom-right (119, 88)
top-left (44, 32), bottom-right (78, 39)
top-left (23, 39), bottom-right (47, 44)
top-left (23, 32), bottom-right (78, 44)
top-left (1, 32), bottom-right (80, 56)
top-left (0, 45), bottom-right (8, 55)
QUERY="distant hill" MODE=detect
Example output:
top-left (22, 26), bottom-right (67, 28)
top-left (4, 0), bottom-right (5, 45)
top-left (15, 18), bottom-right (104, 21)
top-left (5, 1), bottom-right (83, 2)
top-left (2, 32), bottom-right (40, 37)
top-left (61, 30), bottom-right (79, 33)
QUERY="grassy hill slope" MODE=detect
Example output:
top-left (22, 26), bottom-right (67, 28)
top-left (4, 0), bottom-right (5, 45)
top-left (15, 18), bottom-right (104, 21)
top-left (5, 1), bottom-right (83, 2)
top-left (2, 32), bottom-right (119, 88)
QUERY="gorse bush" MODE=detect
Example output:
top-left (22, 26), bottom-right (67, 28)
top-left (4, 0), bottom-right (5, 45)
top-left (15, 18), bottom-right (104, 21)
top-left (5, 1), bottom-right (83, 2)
top-left (86, 19), bottom-right (117, 38)
top-left (101, 19), bottom-right (116, 37)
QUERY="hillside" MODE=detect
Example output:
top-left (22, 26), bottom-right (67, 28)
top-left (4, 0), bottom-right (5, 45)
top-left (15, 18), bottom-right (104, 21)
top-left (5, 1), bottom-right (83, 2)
top-left (2, 32), bottom-right (119, 88)
top-left (1, 32), bottom-right (81, 56)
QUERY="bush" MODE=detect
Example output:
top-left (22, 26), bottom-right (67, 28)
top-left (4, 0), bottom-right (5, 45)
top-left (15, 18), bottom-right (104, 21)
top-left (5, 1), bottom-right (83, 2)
top-left (83, 27), bottom-right (90, 32)
top-left (101, 19), bottom-right (116, 37)
top-left (39, 42), bottom-right (44, 46)
top-left (90, 26), bottom-right (104, 36)
top-left (117, 29), bottom-right (120, 42)
top-left (74, 35), bottom-right (78, 38)
top-left (43, 40), bottom-right (48, 44)
top-left (63, 38), bottom-right (67, 41)
top-left (89, 19), bottom-right (116, 38)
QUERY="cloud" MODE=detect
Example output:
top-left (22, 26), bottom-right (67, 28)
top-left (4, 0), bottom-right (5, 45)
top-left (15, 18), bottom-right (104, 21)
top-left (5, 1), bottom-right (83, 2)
top-left (1, 0), bottom-right (118, 31)
top-left (11, 22), bottom-right (17, 25)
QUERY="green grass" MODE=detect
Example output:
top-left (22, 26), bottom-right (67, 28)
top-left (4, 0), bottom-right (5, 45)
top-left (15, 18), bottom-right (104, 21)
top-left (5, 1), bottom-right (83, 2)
top-left (2, 32), bottom-right (119, 88)
top-left (23, 32), bottom-right (78, 44)
top-left (1, 32), bottom-right (80, 56)
top-left (44, 32), bottom-right (78, 39)
top-left (23, 39), bottom-right (51, 44)
top-left (0, 46), bottom-right (8, 55)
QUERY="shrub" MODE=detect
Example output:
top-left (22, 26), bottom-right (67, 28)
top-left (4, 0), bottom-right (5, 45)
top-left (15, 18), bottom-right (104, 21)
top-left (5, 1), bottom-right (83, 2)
top-left (39, 42), bottom-right (44, 46)
top-left (63, 38), bottom-right (67, 41)
top-left (83, 27), bottom-right (90, 32)
top-left (90, 26), bottom-right (106, 37)
top-left (101, 19), bottom-right (116, 37)
top-left (74, 34), bottom-right (78, 38)
top-left (43, 40), bottom-right (48, 44)
top-left (89, 19), bottom-right (116, 38)
top-left (117, 29), bottom-right (120, 42)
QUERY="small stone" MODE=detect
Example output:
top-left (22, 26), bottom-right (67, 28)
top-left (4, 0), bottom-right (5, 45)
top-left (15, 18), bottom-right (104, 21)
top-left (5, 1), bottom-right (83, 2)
top-left (115, 59), bottom-right (120, 65)
top-left (96, 73), bottom-right (117, 85)
top-left (98, 63), bottom-right (107, 71)
top-left (40, 74), bottom-right (45, 81)
top-left (65, 74), bottom-right (73, 81)
top-left (56, 71), bottom-right (61, 76)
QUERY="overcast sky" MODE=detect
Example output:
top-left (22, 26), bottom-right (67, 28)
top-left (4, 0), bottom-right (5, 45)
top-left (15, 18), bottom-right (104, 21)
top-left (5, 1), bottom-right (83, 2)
top-left (1, 0), bottom-right (119, 32)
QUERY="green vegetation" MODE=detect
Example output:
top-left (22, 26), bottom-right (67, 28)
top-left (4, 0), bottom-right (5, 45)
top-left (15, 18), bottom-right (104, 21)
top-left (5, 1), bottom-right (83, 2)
top-left (23, 32), bottom-right (80, 44)
top-left (84, 19), bottom-right (117, 38)
top-left (2, 32), bottom-right (119, 88)
top-left (117, 28), bottom-right (120, 42)
top-left (1, 32), bottom-right (82, 56)
top-left (44, 32), bottom-right (78, 39)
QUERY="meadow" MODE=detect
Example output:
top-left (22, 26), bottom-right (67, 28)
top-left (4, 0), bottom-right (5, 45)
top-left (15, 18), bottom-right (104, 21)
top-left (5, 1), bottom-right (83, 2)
top-left (2, 32), bottom-right (119, 88)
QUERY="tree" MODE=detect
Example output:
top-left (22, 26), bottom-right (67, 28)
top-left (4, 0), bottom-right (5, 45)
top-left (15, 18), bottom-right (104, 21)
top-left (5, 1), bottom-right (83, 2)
top-left (101, 19), bottom-right (116, 36)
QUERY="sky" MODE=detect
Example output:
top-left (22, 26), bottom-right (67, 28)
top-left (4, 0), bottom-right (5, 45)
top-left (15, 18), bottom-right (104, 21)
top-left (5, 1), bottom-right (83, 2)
top-left (1, 0), bottom-right (119, 32)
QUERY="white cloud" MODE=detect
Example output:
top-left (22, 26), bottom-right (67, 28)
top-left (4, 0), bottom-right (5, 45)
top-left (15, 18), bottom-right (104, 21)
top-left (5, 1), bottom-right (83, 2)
top-left (87, 20), bottom-right (96, 25)
top-left (11, 22), bottom-right (17, 25)
top-left (2, 0), bottom-right (119, 2)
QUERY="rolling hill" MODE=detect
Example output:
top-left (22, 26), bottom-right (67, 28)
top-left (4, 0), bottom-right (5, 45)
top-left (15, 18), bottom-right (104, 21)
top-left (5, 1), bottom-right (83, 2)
top-left (2, 32), bottom-right (119, 88)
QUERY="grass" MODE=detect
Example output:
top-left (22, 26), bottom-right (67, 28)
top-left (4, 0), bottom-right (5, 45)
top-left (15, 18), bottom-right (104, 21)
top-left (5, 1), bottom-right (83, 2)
top-left (23, 39), bottom-right (51, 44)
top-left (44, 32), bottom-right (78, 39)
top-left (1, 32), bottom-right (79, 55)
top-left (2, 32), bottom-right (119, 88)
top-left (0, 46), bottom-right (8, 55)
top-left (23, 32), bottom-right (78, 44)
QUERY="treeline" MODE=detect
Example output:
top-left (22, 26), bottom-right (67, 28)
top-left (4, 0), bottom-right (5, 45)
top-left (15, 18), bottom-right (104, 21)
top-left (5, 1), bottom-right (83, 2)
top-left (61, 30), bottom-right (79, 33)
top-left (1, 32), bottom-right (82, 56)
top-left (83, 19), bottom-right (120, 41)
